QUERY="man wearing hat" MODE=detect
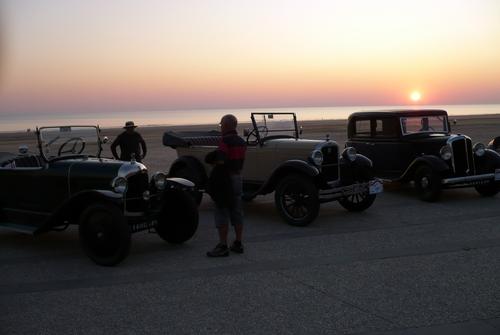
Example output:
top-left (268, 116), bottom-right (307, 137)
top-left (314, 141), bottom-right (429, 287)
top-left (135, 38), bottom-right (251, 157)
top-left (111, 121), bottom-right (147, 162)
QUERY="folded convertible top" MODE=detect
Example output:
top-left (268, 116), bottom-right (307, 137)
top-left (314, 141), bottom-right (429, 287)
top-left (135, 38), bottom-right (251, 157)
top-left (162, 130), bottom-right (221, 148)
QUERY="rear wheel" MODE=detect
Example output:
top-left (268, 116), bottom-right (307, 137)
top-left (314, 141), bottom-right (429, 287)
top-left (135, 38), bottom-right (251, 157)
top-left (274, 174), bottom-right (319, 226)
top-left (79, 203), bottom-right (131, 266)
top-left (156, 189), bottom-right (199, 244)
top-left (414, 165), bottom-right (442, 202)
top-left (170, 165), bottom-right (203, 205)
top-left (475, 181), bottom-right (500, 197)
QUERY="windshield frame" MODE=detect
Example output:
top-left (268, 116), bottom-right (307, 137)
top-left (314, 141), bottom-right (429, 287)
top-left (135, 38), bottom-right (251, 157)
top-left (36, 125), bottom-right (103, 162)
top-left (250, 112), bottom-right (299, 144)
top-left (399, 115), bottom-right (450, 136)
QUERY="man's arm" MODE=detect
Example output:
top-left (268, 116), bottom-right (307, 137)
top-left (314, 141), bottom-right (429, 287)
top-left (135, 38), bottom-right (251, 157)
top-left (139, 134), bottom-right (147, 159)
top-left (110, 134), bottom-right (121, 159)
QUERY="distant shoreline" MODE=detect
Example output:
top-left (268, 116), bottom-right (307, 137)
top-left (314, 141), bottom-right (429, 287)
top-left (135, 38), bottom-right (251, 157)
top-left (1, 112), bottom-right (500, 134)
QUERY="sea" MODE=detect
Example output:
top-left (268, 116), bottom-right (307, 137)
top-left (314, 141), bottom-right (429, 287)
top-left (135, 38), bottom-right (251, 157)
top-left (1, 104), bottom-right (499, 132)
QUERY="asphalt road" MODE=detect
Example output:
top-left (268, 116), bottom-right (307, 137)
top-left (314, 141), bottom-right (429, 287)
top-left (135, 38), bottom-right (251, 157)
top-left (1, 184), bottom-right (500, 335)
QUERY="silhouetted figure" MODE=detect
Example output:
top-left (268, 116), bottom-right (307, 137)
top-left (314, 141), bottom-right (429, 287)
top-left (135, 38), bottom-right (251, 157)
top-left (111, 121), bottom-right (147, 162)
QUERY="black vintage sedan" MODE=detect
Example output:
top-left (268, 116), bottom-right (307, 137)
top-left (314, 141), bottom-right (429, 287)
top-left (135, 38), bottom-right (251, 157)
top-left (346, 109), bottom-right (500, 201)
top-left (0, 126), bottom-right (198, 266)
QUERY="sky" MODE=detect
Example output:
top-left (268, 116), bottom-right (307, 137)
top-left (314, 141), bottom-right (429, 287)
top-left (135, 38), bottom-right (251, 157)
top-left (1, 0), bottom-right (500, 115)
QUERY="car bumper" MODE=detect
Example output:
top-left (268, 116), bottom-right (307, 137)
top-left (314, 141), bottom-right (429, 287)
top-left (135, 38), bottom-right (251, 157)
top-left (441, 169), bottom-right (500, 187)
top-left (319, 179), bottom-right (383, 203)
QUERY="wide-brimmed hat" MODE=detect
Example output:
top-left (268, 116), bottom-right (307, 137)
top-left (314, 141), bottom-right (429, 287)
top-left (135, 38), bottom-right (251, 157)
top-left (123, 121), bottom-right (138, 129)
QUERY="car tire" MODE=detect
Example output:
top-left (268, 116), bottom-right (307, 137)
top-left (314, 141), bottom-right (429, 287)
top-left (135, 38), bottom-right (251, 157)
top-left (274, 174), bottom-right (319, 226)
top-left (414, 165), bottom-right (442, 202)
top-left (170, 166), bottom-right (203, 205)
top-left (156, 189), bottom-right (199, 244)
top-left (338, 190), bottom-right (376, 212)
top-left (79, 203), bottom-right (131, 266)
top-left (475, 181), bottom-right (500, 197)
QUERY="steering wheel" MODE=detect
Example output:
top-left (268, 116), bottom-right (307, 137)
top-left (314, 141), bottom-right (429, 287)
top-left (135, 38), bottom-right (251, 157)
top-left (246, 126), bottom-right (268, 145)
top-left (58, 137), bottom-right (86, 156)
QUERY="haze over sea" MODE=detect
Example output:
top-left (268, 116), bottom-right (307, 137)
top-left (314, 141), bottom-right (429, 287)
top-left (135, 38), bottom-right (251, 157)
top-left (1, 104), bottom-right (499, 133)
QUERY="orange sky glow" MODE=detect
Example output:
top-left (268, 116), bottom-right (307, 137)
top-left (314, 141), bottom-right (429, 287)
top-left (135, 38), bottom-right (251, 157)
top-left (1, 0), bottom-right (500, 114)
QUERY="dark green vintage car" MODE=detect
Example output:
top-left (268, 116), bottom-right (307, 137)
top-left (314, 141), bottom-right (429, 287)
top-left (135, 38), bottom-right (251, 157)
top-left (0, 126), bottom-right (198, 266)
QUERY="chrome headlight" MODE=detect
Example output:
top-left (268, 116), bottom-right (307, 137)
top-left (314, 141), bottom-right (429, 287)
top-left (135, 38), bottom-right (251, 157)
top-left (343, 147), bottom-right (357, 162)
top-left (473, 143), bottom-right (486, 156)
top-left (111, 177), bottom-right (128, 193)
top-left (439, 145), bottom-right (452, 160)
top-left (310, 150), bottom-right (323, 166)
top-left (153, 172), bottom-right (167, 190)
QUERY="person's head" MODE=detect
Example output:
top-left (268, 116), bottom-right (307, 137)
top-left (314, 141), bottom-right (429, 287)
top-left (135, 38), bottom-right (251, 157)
top-left (220, 114), bottom-right (238, 134)
top-left (124, 121), bottom-right (137, 133)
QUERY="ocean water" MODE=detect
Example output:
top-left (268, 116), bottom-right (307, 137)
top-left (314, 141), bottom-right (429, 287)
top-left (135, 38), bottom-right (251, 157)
top-left (0, 104), bottom-right (499, 132)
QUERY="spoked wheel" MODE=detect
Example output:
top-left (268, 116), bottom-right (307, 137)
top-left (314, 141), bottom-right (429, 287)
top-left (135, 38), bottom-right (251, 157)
top-left (79, 203), bottom-right (131, 266)
top-left (338, 187), bottom-right (376, 212)
top-left (156, 189), bottom-right (199, 244)
top-left (414, 165), bottom-right (442, 202)
top-left (275, 174), bottom-right (319, 226)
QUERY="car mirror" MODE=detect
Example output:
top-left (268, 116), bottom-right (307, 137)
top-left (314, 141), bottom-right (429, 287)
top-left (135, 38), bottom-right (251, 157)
top-left (18, 145), bottom-right (29, 155)
top-left (102, 136), bottom-right (109, 144)
top-left (243, 129), bottom-right (250, 137)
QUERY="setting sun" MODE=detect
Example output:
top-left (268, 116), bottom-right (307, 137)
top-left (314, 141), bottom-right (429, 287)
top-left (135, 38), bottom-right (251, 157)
top-left (410, 91), bottom-right (422, 102)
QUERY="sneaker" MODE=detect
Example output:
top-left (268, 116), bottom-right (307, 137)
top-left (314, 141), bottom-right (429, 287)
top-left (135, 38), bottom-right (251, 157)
top-left (206, 243), bottom-right (229, 257)
top-left (230, 240), bottom-right (244, 254)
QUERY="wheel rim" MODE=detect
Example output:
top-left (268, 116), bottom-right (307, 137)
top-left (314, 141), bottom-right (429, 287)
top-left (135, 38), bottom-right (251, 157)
top-left (420, 176), bottom-right (430, 188)
top-left (345, 190), bottom-right (367, 204)
top-left (82, 210), bottom-right (121, 257)
top-left (280, 182), bottom-right (311, 220)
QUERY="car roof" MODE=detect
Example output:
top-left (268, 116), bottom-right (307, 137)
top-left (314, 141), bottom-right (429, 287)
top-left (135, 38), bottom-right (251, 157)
top-left (349, 109), bottom-right (448, 119)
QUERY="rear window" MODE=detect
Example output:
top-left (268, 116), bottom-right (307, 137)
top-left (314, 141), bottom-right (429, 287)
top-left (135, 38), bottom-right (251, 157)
top-left (354, 120), bottom-right (371, 137)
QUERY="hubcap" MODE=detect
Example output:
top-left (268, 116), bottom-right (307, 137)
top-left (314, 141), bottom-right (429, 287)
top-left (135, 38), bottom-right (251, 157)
top-left (420, 176), bottom-right (429, 188)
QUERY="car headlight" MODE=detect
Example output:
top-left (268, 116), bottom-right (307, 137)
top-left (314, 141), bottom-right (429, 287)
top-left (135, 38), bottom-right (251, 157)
top-left (439, 145), bottom-right (452, 160)
top-left (111, 177), bottom-right (128, 193)
top-left (153, 172), bottom-right (167, 190)
top-left (473, 143), bottom-right (486, 156)
top-left (310, 150), bottom-right (323, 166)
top-left (343, 147), bottom-right (357, 162)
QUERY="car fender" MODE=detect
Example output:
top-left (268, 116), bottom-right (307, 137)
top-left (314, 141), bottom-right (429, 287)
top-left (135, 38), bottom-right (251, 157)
top-left (168, 156), bottom-right (207, 186)
top-left (259, 160), bottom-right (320, 194)
top-left (35, 190), bottom-right (123, 234)
top-left (475, 149), bottom-right (500, 172)
top-left (400, 155), bottom-right (449, 181)
top-left (165, 177), bottom-right (195, 189)
top-left (339, 154), bottom-right (374, 184)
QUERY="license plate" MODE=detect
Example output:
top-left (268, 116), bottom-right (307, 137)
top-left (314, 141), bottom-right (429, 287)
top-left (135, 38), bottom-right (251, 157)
top-left (369, 180), bottom-right (383, 194)
top-left (495, 170), bottom-right (500, 181)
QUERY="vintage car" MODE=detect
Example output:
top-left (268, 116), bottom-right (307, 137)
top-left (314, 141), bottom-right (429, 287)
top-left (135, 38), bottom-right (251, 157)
top-left (163, 112), bottom-right (383, 226)
top-left (346, 109), bottom-right (500, 201)
top-left (0, 126), bottom-right (199, 266)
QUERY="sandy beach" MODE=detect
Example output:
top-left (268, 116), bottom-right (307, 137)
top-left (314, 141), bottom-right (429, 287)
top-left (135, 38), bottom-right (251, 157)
top-left (1, 113), bottom-right (500, 173)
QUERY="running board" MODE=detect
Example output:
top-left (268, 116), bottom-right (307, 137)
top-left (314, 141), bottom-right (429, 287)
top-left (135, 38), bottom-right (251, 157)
top-left (0, 222), bottom-right (38, 235)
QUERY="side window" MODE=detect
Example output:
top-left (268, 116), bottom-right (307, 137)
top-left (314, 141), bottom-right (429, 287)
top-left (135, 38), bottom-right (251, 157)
top-left (354, 120), bottom-right (371, 137)
top-left (374, 118), bottom-right (399, 138)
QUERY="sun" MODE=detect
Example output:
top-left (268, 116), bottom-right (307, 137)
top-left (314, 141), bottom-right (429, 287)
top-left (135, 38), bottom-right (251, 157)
top-left (410, 91), bottom-right (422, 102)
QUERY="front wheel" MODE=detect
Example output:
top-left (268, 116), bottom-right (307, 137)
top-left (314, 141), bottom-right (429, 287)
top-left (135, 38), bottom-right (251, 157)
top-left (414, 165), bottom-right (442, 202)
top-left (338, 189), bottom-right (376, 212)
top-left (79, 203), bottom-right (131, 266)
top-left (475, 181), bottom-right (500, 197)
top-left (274, 174), bottom-right (319, 226)
top-left (156, 189), bottom-right (199, 244)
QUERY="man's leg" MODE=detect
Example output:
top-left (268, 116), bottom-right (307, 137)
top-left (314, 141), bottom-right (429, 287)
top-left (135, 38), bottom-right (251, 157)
top-left (207, 206), bottom-right (230, 257)
top-left (230, 176), bottom-right (244, 253)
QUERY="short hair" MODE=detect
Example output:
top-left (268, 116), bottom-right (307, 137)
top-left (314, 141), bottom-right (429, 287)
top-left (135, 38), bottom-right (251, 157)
top-left (221, 114), bottom-right (238, 129)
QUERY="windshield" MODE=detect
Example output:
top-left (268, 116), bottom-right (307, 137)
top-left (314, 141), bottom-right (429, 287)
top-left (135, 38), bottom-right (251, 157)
top-left (39, 126), bottom-right (101, 159)
top-left (251, 113), bottom-right (298, 139)
top-left (400, 115), bottom-right (448, 135)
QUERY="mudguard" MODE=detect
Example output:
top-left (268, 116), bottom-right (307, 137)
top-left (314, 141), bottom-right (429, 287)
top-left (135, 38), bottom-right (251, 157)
top-left (35, 190), bottom-right (123, 235)
top-left (259, 160), bottom-right (320, 194)
top-left (165, 177), bottom-right (195, 189)
top-left (475, 149), bottom-right (500, 173)
top-left (168, 156), bottom-right (208, 186)
top-left (400, 155), bottom-right (450, 181)
top-left (339, 154), bottom-right (374, 185)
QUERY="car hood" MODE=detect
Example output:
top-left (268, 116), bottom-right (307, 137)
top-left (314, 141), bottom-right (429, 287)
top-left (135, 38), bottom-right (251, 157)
top-left (266, 138), bottom-right (331, 150)
top-left (403, 133), bottom-right (451, 145)
top-left (52, 157), bottom-right (147, 194)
